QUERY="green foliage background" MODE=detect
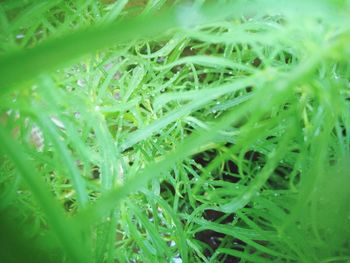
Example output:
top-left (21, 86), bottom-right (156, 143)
top-left (0, 0), bottom-right (350, 262)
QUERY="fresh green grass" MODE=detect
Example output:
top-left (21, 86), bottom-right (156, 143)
top-left (1, 0), bottom-right (350, 262)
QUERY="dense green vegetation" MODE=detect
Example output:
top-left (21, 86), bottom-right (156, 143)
top-left (1, 0), bottom-right (350, 262)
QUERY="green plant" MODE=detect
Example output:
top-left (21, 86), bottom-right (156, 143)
top-left (1, 0), bottom-right (350, 262)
